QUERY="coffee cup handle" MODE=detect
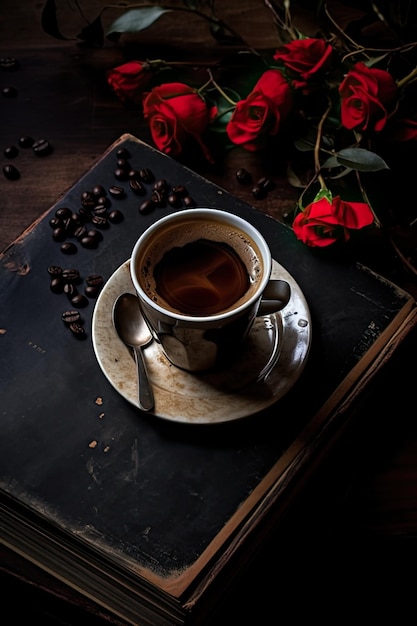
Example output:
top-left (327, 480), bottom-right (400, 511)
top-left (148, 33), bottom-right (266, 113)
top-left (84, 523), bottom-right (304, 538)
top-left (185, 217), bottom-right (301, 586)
top-left (257, 279), bottom-right (291, 316)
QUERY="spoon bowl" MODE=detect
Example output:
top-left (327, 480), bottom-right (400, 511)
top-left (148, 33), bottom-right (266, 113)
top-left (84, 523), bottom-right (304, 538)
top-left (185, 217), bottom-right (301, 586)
top-left (112, 292), bottom-right (154, 411)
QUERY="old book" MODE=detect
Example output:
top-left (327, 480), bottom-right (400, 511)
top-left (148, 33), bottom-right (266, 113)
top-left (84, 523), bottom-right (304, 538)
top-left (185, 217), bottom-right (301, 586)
top-left (1, 134), bottom-right (416, 625)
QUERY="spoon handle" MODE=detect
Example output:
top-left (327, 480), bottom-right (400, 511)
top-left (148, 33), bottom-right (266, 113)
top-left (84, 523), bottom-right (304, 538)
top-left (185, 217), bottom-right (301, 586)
top-left (133, 346), bottom-right (154, 411)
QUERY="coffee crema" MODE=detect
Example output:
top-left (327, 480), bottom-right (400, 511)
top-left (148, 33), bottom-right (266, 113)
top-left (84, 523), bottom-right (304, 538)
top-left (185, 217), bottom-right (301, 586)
top-left (153, 239), bottom-right (249, 316)
top-left (136, 216), bottom-right (264, 317)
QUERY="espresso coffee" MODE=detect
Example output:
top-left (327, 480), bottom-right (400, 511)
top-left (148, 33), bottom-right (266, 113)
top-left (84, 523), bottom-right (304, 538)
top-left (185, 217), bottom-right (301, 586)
top-left (153, 239), bottom-right (249, 315)
top-left (137, 214), bottom-right (264, 317)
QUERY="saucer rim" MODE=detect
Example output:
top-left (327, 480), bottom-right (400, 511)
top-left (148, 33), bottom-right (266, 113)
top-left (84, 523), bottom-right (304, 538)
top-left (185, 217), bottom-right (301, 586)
top-left (91, 259), bottom-right (312, 424)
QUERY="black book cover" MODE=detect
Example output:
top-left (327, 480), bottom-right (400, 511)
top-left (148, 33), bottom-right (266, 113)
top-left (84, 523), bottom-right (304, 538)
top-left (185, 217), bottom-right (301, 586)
top-left (0, 135), bottom-right (416, 625)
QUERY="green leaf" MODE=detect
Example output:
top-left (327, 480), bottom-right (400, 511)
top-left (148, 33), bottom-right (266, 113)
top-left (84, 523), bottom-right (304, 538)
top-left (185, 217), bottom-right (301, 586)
top-left (106, 8), bottom-right (171, 38)
top-left (335, 148), bottom-right (389, 172)
top-left (294, 136), bottom-right (315, 152)
top-left (322, 155), bottom-right (340, 169)
top-left (41, 0), bottom-right (69, 40)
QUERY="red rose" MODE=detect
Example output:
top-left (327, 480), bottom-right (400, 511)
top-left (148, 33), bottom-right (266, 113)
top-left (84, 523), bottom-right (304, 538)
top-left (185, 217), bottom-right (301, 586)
top-left (339, 62), bottom-right (398, 133)
top-left (273, 38), bottom-right (332, 91)
top-left (107, 61), bottom-right (153, 103)
top-left (142, 82), bottom-right (215, 162)
top-left (293, 194), bottom-right (374, 247)
top-left (226, 70), bottom-right (292, 151)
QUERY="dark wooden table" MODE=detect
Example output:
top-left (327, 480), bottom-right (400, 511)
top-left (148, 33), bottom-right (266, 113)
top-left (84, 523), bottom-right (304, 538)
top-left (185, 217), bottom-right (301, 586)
top-left (2, 2), bottom-right (417, 624)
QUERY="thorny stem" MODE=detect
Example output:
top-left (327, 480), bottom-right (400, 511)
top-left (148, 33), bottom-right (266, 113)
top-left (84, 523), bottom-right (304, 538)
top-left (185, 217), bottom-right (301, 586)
top-left (264, 0), bottom-right (299, 41)
top-left (355, 170), bottom-right (382, 228)
top-left (200, 69), bottom-right (238, 105)
top-left (397, 66), bottom-right (417, 89)
top-left (315, 96), bottom-right (333, 188)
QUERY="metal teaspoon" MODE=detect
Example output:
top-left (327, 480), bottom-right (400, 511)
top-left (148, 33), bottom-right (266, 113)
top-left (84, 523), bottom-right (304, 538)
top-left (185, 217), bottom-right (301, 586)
top-left (112, 292), bottom-right (154, 411)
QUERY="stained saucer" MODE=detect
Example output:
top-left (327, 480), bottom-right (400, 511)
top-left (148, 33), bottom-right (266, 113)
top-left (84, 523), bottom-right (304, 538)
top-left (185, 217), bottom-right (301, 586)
top-left (92, 260), bottom-right (311, 424)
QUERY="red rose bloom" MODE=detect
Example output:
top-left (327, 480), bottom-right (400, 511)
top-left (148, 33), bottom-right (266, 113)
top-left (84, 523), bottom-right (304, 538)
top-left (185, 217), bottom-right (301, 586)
top-left (273, 38), bottom-right (333, 91)
top-left (107, 61), bottom-right (153, 104)
top-left (339, 62), bottom-right (398, 133)
top-left (293, 195), bottom-right (374, 247)
top-left (142, 82), bottom-right (215, 162)
top-left (226, 70), bottom-right (292, 151)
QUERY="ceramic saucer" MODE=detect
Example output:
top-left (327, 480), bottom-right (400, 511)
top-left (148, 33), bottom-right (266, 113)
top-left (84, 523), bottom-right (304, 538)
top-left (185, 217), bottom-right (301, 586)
top-left (92, 260), bottom-right (311, 424)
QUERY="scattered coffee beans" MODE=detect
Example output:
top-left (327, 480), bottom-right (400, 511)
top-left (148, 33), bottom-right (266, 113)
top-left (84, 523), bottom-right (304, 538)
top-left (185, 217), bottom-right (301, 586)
top-left (139, 200), bottom-right (154, 215)
top-left (236, 168), bottom-right (251, 184)
top-left (108, 185), bottom-right (125, 199)
top-left (18, 136), bottom-right (34, 148)
top-left (0, 56), bottom-right (20, 71)
top-left (3, 164), bottom-right (20, 180)
top-left (61, 310), bottom-right (81, 325)
top-left (4, 145), bottom-right (18, 158)
top-left (69, 321), bottom-right (87, 339)
top-left (1, 86), bottom-right (17, 98)
top-left (32, 138), bottom-right (52, 156)
top-left (61, 242), bottom-right (78, 254)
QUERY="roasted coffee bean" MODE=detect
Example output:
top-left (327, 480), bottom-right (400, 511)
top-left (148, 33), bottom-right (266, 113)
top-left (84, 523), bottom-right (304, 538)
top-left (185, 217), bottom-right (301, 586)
top-left (167, 192), bottom-right (181, 208)
top-left (2, 86), bottom-right (17, 98)
top-left (151, 190), bottom-right (165, 207)
top-left (108, 185), bottom-right (125, 199)
top-left (64, 212), bottom-right (82, 233)
top-left (114, 167), bottom-right (129, 181)
top-left (71, 293), bottom-right (88, 308)
top-left (85, 285), bottom-right (100, 298)
top-left (69, 322), bottom-right (87, 339)
top-left (64, 283), bottom-right (78, 299)
top-left (183, 196), bottom-right (196, 208)
top-left (47, 265), bottom-right (63, 277)
top-left (93, 205), bottom-right (108, 217)
top-left (49, 217), bottom-right (63, 229)
top-left (236, 168), bottom-right (251, 184)
top-left (50, 277), bottom-right (63, 293)
top-left (62, 268), bottom-right (80, 283)
top-left (18, 135), bottom-right (34, 148)
top-left (78, 206), bottom-right (92, 221)
top-left (172, 184), bottom-right (188, 197)
top-left (3, 164), bottom-right (20, 180)
top-left (4, 145), bottom-right (18, 158)
top-left (0, 56), bottom-right (20, 71)
top-left (52, 227), bottom-right (66, 242)
top-left (138, 168), bottom-right (154, 183)
top-left (257, 176), bottom-right (275, 191)
top-left (86, 274), bottom-right (104, 287)
top-left (251, 184), bottom-right (266, 199)
top-left (55, 206), bottom-right (72, 220)
top-left (116, 158), bottom-right (130, 170)
top-left (32, 138), bottom-right (52, 156)
top-left (91, 215), bottom-right (109, 229)
top-left (92, 184), bottom-right (106, 197)
top-left (139, 200), bottom-right (154, 215)
top-left (153, 178), bottom-right (168, 193)
top-left (81, 190), bottom-right (97, 209)
top-left (116, 147), bottom-right (130, 159)
top-left (108, 209), bottom-right (123, 223)
top-left (61, 242), bottom-right (78, 254)
top-left (74, 225), bottom-right (88, 240)
top-left (129, 177), bottom-right (146, 195)
top-left (86, 229), bottom-right (103, 242)
top-left (80, 235), bottom-right (98, 249)
top-left (95, 195), bottom-right (111, 208)
top-left (61, 310), bottom-right (81, 325)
